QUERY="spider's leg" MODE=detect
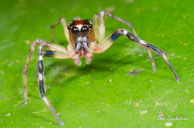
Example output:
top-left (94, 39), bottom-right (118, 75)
top-left (147, 49), bottom-right (157, 71)
top-left (50, 18), bottom-right (70, 43)
top-left (23, 39), bottom-right (71, 125)
top-left (94, 29), bottom-right (179, 81)
top-left (23, 39), bottom-right (69, 102)
top-left (98, 10), bottom-right (138, 39)
top-left (23, 39), bottom-right (72, 101)
top-left (98, 11), bottom-right (105, 42)
top-left (93, 14), bottom-right (99, 42)
top-left (23, 40), bottom-right (48, 103)
top-left (122, 30), bottom-right (179, 81)
top-left (73, 16), bottom-right (81, 20)
top-left (37, 45), bottom-right (64, 126)
top-left (96, 10), bottom-right (157, 71)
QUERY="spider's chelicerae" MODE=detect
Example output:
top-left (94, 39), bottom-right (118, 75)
top-left (23, 10), bottom-right (179, 126)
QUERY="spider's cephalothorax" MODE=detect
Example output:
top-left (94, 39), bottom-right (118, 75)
top-left (23, 10), bottom-right (180, 126)
top-left (67, 20), bottom-right (95, 65)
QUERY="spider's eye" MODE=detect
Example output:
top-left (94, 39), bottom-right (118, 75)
top-left (71, 27), bottom-right (79, 34)
top-left (81, 26), bottom-right (89, 33)
top-left (88, 24), bottom-right (93, 28)
top-left (67, 25), bottom-right (71, 30)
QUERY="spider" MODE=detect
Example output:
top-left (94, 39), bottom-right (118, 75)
top-left (23, 10), bottom-right (179, 126)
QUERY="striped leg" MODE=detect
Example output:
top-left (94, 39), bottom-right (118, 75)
top-left (23, 39), bottom-right (48, 103)
top-left (94, 29), bottom-right (179, 81)
top-left (96, 10), bottom-right (157, 71)
top-left (50, 18), bottom-right (70, 43)
top-left (23, 39), bottom-right (69, 103)
top-left (23, 39), bottom-right (71, 125)
top-left (38, 46), bottom-right (64, 126)
top-left (23, 39), bottom-right (70, 102)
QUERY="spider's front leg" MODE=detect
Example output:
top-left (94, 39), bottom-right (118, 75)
top-left (23, 39), bottom-right (71, 126)
top-left (94, 10), bottom-right (157, 71)
top-left (94, 29), bottom-right (179, 81)
top-left (37, 45), bottom-right (65, 126)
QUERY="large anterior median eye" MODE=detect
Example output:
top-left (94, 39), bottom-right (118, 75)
top-left (81, 26), bottom-right (89, 33)
top-left (71, 27), bottom-right (79, 34)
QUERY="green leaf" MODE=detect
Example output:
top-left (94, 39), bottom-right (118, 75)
top-left (0, 0), bottom-right (194, 127)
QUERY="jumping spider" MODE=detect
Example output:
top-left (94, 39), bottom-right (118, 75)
top-left (23, 10), bottom-right (179, 126)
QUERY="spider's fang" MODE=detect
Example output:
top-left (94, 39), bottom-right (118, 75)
top-left (82, 42), bottom-right (89, 51)
top-left (75, 42), bottom-right (81, 51)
